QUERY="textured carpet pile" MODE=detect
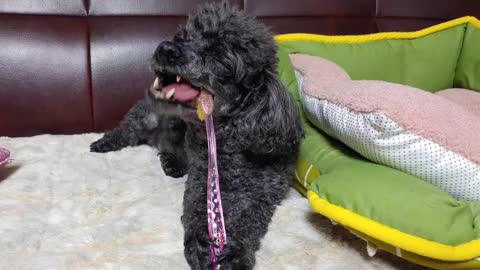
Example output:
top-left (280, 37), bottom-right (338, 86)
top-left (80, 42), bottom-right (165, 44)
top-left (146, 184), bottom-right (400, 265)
top-left (0, 134), bottom-right (427, 269)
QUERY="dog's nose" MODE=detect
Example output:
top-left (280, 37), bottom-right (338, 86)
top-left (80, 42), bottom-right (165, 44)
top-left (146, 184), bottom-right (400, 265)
top-left (154, 41), bottom-right (181, 65)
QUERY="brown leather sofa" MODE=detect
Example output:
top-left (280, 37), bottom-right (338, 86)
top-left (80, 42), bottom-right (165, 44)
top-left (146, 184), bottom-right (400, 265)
top-left (1, 0), bottom-right (479, 137)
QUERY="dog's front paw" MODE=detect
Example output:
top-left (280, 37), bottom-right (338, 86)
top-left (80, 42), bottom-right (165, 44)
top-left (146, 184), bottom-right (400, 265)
top-left (185, 237), bottom-right (255, 270)
top-left (159, 152), bottom-right (187, 178)
top-left (90, 135), bottom-right (127, 153)
top-left (214, 240), bottom-right (255, 270)
top-left (90, 137), bottom-right (117, 153)
top-left (183, 223), bottom-right (212, 270)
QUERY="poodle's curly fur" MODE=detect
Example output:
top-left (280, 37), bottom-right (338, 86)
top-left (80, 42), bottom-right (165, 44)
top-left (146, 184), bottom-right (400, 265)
top-left (90, 2), bottom-right (303, 269)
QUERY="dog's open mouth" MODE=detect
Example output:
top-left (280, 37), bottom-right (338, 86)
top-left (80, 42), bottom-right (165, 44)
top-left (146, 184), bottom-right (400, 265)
top-left (149, 75), bottom-right (204, 108)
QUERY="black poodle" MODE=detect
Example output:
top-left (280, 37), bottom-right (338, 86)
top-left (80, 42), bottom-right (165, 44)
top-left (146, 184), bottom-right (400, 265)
top-left (90, 2), bottom-right (303, 269)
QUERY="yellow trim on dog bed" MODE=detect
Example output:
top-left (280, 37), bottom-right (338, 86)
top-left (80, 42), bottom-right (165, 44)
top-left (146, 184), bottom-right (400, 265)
top-left (275, 16), bottom-right (480, 44)
top-left (308, 191), bottom-right (480, 262)
top-left (350, 229), bottom-right (480, 270)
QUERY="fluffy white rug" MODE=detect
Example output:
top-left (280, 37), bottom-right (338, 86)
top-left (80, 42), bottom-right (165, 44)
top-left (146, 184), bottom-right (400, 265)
top-left (0, 134), bottom-right (427, 270)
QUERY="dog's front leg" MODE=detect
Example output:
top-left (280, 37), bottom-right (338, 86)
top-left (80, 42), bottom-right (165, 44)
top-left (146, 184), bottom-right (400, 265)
top-left (89, 101), bottom-right (150, 153)
top-left (151, 116), bottom-right (188, 178)
top-left (183, 184), bottom-right (260, 270)
top-left (183, 219), bottom-right (212, 270)
top-left (211, 196), bottom-right (260, 270)
top-left (182, 174), bottom-right (212, 269)
top-left (90, 98), bottom-right (155, 153)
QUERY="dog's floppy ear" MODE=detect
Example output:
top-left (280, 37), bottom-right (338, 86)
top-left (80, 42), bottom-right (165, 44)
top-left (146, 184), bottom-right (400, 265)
top-left (233, 72), bottom-right (303, 156)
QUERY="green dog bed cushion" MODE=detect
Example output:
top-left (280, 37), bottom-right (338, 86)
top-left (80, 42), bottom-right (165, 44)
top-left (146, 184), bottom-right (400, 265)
top-left (274, 16), bottom-right (480, 270)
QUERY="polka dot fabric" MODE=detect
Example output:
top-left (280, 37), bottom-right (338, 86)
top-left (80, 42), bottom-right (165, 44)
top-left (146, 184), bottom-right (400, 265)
top-left (295, 71), bottom-right (480, 201)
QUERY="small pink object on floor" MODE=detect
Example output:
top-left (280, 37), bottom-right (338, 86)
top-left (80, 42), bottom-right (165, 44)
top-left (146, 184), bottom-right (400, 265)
top-left (0, 148), bottom-right (10, 167)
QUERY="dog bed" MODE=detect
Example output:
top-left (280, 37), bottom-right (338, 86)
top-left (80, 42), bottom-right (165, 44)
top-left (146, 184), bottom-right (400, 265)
top-left (275, 16), bottom-right (480, 269)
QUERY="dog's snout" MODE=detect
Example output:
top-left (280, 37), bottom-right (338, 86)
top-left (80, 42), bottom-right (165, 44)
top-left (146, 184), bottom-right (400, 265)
top-left (154, 41), bottom-right (182, 65)
top-left (159, 41), bottom-right (179, 55)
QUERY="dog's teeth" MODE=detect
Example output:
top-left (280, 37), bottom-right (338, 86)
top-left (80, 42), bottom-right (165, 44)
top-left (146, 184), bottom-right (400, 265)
top-left (155, 91), bottom-right (165, 99)
top-left (166, 88), bottom-right (175, 99)
top-left (176, 75), bottom-right (181, 83)
top-left (153, 77), bottom-right (160, 89)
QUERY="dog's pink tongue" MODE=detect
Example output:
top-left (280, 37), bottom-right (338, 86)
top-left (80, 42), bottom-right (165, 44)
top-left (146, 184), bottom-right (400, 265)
top-left (162, 83), bottom-right (199, 103)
